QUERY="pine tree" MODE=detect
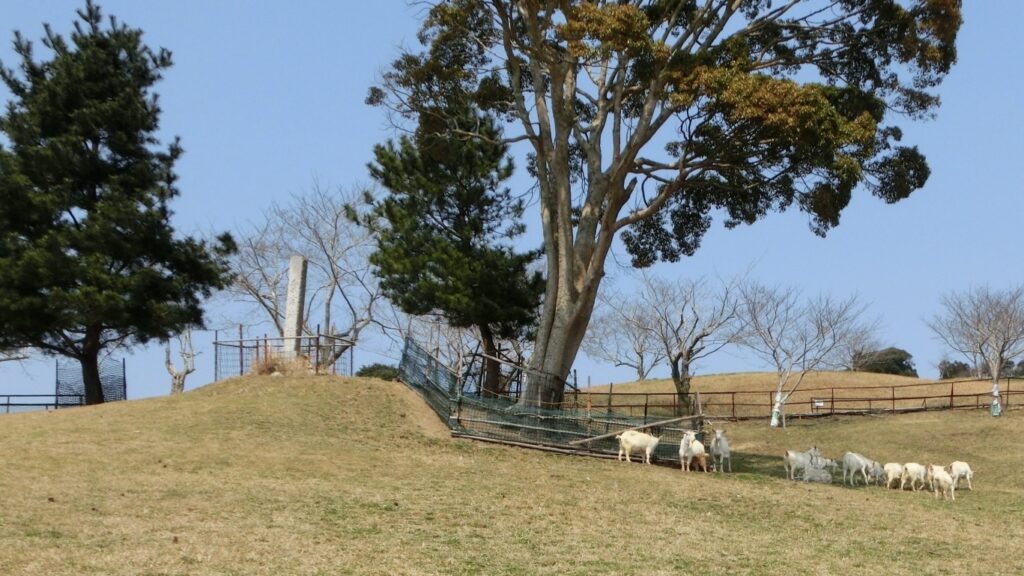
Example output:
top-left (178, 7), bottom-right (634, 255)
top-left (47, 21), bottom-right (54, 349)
top-left (367, 107), bottom-right (542, 397)
top-left (0, 2), bottom-right (235, 404)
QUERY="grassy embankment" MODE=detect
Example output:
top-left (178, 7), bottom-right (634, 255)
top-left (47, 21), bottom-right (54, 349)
top-left (0, 374), bottom-right (1021, 575)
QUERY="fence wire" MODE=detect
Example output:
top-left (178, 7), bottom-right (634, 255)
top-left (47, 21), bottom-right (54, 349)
top-left (214, 334), bottom-right (353, 380)
top-left (400, 337), bottom-right (702, 466)
top-left (55, 357), bottom-right (126, 406)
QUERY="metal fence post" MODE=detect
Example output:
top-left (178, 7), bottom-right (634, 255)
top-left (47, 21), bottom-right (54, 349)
top-left (238, 325), bottom-right (244, 377)
top-left (214, 330), bottom-right (220, 382)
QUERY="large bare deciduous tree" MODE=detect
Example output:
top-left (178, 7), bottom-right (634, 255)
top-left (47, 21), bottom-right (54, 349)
top-left (371, 0), bottom-right (962, 406)
top-left (737, 282), bottom-right (874, 427)
top-left (642, 275), bottom-right (741, 415)
top-left (928, 286), bottom-right (1024, 416)
top-left (230, 183), bottom-right (381, 366)
top-left (582, 289), bottom-right (665, 382)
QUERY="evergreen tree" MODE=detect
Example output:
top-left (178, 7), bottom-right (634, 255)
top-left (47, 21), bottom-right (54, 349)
top-left (852, 347), bottom-right (919, 377)
top-left (366, 107), bottom-right (543, 397)
top-left (0, 2), bottom-right (235, 404)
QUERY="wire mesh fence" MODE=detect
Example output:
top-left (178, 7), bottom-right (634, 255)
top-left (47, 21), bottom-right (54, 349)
top-left (214, 332), bottom-right (353, 380)
top-left (55, 357), bottom-right (126, 406)
top-left (399, 337), bottom-right (704, 466)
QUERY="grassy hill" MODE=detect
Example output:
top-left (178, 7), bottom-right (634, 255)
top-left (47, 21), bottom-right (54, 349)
top-left (1, 375), bottom-right (1022, 575)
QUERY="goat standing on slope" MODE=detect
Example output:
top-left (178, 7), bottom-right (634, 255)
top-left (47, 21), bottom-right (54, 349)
top-left (901, 463), bottom-right (927, 491)
top-left (679, 430), bottom-right (707, 472)
top-left (948, 461), bottom-right (974, 491)
top-left (710, 429), bottom-right (732, 472)
top-left (926, 464), bottom-right (956, 501)
top-left (841, 452), bottom-right (874, 486)
top-left (616, 430), bottom-right (661, 465)
top-left (882, 463), bottom-right (905, 490)
top-left (783, 446), bottom-right (823, 481)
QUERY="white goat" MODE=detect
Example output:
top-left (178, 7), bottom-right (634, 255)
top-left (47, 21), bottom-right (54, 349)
top-left (819, 457), bottom-right (839, 473)
top-left (882, 463), bottom-right (905, 489)
top-left (926, 464), bottom-right (956, 501)
top-left (615, 430), bottom-right (661, 465)
top-left (783, 446), bottom-right (823, 481)
top-left (709, 429), bottom-right (732, 472)
top-left (948, 461), bottom-right (974, 491)
top-left (841, 452), bottom-right (874, 486)
top-left (901, 463), bottom-right (927, 491)
top-left (802, 466), bottom-right (833, 484)
top-left (679, 430), bottom-right (706, 472)
top-left (869, 461), bottom-right (886, 486)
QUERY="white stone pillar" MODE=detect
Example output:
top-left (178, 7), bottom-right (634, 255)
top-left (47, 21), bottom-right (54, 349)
top-left (283, 255), bottom-right (308, 356)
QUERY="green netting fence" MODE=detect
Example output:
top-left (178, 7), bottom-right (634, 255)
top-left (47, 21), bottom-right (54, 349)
top-left (399, 337), bottom-right (703, 466)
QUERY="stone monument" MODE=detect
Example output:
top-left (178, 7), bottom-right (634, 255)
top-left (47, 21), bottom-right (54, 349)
top-left (283, 255), bottom-right (308, 356)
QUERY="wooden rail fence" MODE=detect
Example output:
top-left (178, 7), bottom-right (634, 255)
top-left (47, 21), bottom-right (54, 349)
top-left (559, 378), bottom-right (1020, 420)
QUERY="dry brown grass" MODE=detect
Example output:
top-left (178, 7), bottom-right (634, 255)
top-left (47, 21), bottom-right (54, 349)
top-left (249, 351), bottom-right (313, 376)
top-left (0, 374), bottom-right (1021, 575)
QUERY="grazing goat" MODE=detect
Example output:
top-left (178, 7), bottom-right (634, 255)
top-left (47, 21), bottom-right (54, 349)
top-left (927, 464), bottom-right (956, 501)
top-left (679, 430), bottom-right (706, 472)
top-left (869, 461), bottom-right (886, 486)
top-left (841, 452), bottom-right (874, 486)
top-left (783, 446), bottom-right (823, 481)
top-left (802, 466), bottom-right (833, 484)
top-left (901, 463), bottom-right (927, 491)
top-left (883, 463), bottom-right (905, 489)
top-left (615, 430), bottom-right (661, 465)
top-left (948, 461), bottom-right (974, 491)
top-left (710, 429), bottom-right (732, 472)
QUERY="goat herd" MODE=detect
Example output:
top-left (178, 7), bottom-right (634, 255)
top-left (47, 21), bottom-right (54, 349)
top-left (614, 428), bottom-right (974, 502)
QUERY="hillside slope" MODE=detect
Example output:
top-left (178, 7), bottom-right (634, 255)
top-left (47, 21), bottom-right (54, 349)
top-left (0, 375), bottom-right (1021, 575)
top-left (592, 371), bottom-right (929, 394)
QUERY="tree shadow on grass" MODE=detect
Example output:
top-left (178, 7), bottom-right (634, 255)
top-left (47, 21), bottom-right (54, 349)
top-left (725, 451), bottom-right (788, 479)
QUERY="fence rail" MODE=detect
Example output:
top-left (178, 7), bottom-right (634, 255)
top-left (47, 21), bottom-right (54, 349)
top-left (1, 394), bottom-right (84, 414)
top-left (213, 329), bottom-right (354, 380)
top-left (400, 337), bottom-right (1014, 466)
top-left (565, 378), bottom-right (1020, 421)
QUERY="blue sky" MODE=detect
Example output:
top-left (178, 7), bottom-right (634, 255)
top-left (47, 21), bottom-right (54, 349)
top-left (1, 1), bottom-right (1022, 399)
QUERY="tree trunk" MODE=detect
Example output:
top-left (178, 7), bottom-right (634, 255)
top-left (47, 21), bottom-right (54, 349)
top-left (520, 304), bottom-right (592, 408)
top-left (479, 324), bottom-right (502, 398)
top-left (170, 373), bottom-right (187, 395)
top-left (670, 359), bottom-right (694, 416)
top-left (991, 375), bottom-right (1003, 416)
top-left (79, 330), bottom-right (105, 405)
top-left (770, 391), bottom-right (785, 428)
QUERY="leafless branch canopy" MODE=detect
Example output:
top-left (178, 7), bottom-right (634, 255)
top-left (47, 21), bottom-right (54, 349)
top-left (737, 281), bottom-right (873, 424)
top-left (928, 285), bottom-right (1024, 387)
top-left (228, 182), bottom-right (382, 359)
